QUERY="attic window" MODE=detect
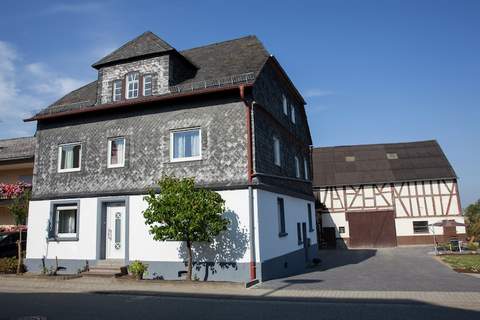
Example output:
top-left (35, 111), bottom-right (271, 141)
top-left (126, 73), bottom-right (139, 99)
top-left (386, 153), bottom-right (399, 160)
top-left (143, 75), bottom-right (152, 96)
top-left (345, 156), bottom-right (355, 162)
top-left (113, 80), bottom-right (122, 102)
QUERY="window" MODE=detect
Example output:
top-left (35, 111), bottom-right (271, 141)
top-left (339, 226), bottom-right (345, 234)
top-left (413, 221), bottom-right (429, 234)
top-left (55, 205), bottom-right (78, 239)
top-left (171, 128), bottom-right (201, 162)
top-left (282, 94), bottom-right (288, 115)
top-left (386, 152), bottom-right (399, 160)
top-left (291, 104), bottom-right (296, 123)
top-left (273, 136), bottom-right (281, 167)
top-left (307, 204), bottom-right (314, 232)
top-left (108, 137), bottom-right (125, 168)
top-left (113, 80), bottom-right (122, 102)
top-left (303, 157), bottom-right (309, 180)
top-left (58, 143), bottom-right (81, 172)
top-left (143, 75), bottom-right (152, 96)
top-left (277, 198), bottom-right (287, 237)
top-left (294, 156), bottom-right (300, 178)
top-left (297, 223), bottom-right (303, 244)
top-left (126, 72), bottom-right (139, 99)
top-left (345, 156), bottom-right (356, 162)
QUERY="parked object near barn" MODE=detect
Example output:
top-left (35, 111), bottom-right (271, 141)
top-left (312, 140), bottom-right (466, 248)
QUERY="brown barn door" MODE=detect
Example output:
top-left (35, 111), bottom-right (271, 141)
top-left (347, 211), bottom-right (397, 248)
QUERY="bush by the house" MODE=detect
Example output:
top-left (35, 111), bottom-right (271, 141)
top-left (0, 257), bottom-right (27, 274)
top-left (128, 260), bottom-right (148, 280)
top-left (466, 242), bottom-right (479, 252)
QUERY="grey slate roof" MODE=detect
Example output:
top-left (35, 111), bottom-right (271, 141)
top-left (0, 137), bottom-right (35, 162)
top-left (312, 140), bottom-right (457, 188)
top-left (33, 34), bottom-right (270, 118)
top-left (92, 31), bottom-right (174, 69)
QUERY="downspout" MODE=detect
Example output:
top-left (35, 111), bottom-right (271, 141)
top-left (240, 85), bottom-right (257, 281)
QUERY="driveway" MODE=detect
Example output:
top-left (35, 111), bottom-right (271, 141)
top-left (259, 246), bottom-right (480, 292)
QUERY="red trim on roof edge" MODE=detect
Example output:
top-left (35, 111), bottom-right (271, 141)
top-left (24, 84), bottom-right (253, 122)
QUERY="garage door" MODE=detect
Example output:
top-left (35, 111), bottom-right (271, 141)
top-left (347, 211), bottom-right (397, 248)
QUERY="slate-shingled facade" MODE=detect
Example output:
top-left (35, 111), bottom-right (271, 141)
top-left (313, 140), bottom-right (466, 248)
top-left (25, 32), bottom-right (318, 282)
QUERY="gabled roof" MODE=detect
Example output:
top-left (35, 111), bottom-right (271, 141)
top-left (0, 137), bottom-right (35, 162)
top-left (92, 31), bottom-right (175, 69)
top-left (312, 140), bottom-right (457, 187)
top-left (30, 35), bottom-right (272, 119)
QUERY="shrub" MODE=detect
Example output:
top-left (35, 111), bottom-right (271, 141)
top-left (128, 260), bottom-right (148, 280)
top-left (0, 257), bottom-right (26, 274)
top-left (467, 242), bottom-right (479, 252)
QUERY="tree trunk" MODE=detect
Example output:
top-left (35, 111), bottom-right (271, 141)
top-left (186, 240), bottom-right (193, 281)
top-left (16, 229), bottom-right (22, 274)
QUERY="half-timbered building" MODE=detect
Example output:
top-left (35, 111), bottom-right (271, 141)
top-left (312, 140), bottom-right (466, 248)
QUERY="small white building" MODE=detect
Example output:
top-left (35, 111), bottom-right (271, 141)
top-left (312, 140), bottom-right (466, 248)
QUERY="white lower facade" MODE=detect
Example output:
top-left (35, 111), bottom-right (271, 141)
top-left (26, 188), bottom-right (317, 281)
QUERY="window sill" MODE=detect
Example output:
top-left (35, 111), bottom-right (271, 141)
top-left (170, 157), bottom-right (202, 163)
top-left (278, 232), bottom-right (288, 238)
top-left (107, 164), bottom-right (125, 169)
top-left (58, 168), bottom-right (81, 173)
top-left (48, 237), bottom-right (79, 242)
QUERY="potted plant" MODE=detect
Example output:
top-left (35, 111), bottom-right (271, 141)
top-left (128, 260), bottom-right (148, 280)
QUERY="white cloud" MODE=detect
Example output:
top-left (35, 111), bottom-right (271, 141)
top-left (304, 89), bottom-right (335, 98)
top-left (0, 41), bottom-right (86, 139)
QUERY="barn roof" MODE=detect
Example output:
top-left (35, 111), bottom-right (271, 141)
top-left (312, 140), bottom-right (457, 188)
top-left (0, 136), bottom-right (36, 162)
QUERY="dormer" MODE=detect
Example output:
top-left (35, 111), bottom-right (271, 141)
top-left (92, 31), bottom-right (196, 104)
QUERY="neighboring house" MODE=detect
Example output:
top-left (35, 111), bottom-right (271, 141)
top-left (312, 140), bottom-right (466, 248)
top-left (0, 137), bottom-right (35, 229)
top-left (24, 32), bottom-right (317, 282)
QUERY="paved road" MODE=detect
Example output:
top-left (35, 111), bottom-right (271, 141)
top-left (259, 246), bottom-right (480, 291)
top-left (0, 291), bottom-right (478, 320)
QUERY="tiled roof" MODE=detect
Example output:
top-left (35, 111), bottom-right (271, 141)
top-left (92, 31), bottom-right (174, 68)
top-left (312, 140), bottom-right (457, 187)
top-left (33, 34), bottom-right (270, 118)
top-left (0, 136), bottom-right (35, 162)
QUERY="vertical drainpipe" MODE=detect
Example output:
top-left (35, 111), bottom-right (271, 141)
top-left (240, 85), bottom-right (257, 281)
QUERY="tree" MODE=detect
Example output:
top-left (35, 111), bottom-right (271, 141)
top-left (143, 177), bottom-right (228, 281)
top-left (1, 182), bottom-right (31, 274)
top-left (464, 199), bottom-right (480, 243)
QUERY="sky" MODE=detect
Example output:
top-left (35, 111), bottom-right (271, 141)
top-left (0, 0), bottom-right (478, 206)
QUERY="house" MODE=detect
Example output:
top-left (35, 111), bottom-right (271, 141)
top-left (0, 137), bottom-right (35, 229)
top-left (24, 32), bottom-right (317, 282)
top-left (312, 140), bottom-right (466, 248)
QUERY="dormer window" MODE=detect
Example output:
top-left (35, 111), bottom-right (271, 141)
top-left (113, 80), bottom-right (122, 102)
top-left (386, 152), bottom-right (398, 160)
top-left (345, 156), bottom-right (356, 162)
top-left (143, 75), bottom-right (152, 96)
top-left (126, 73), bottom-right (139, 99)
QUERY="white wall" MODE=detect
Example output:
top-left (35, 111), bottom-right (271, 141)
top-left (395, 216), bottom-right (466, 236)
top-left (128, 189), bottom-right (252, 263)
top-left (322, 212), bottom-right (348, 238)
top-left (255, 189), bottom-right (317, 262)
top-left (26, 198), bottom-right (99, 260)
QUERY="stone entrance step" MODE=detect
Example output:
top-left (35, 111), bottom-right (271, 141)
top-left (82, 260), bottom-right (128, 278)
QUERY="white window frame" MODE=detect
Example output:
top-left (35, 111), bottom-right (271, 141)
top-left (55, 205), bottom-right (78, 239)
top-left (126, 72), bottom-right (139, 99)
top-left (294, 156), bottom-right (300, 178)
top-left (113, 80), bottom-right (122, 102)
top-left (170, 128), bottom-right (202, 163)
top-left (291, 104), bottom-right (296, 123)
top-left (273, 136), bottom-right (281, 167)
top-left (58, 143), bottom-right (82, 173)
top-left (303, 157), bottom-right (309, 180)
top-left (107, 137), bottom-right (126, 168)
top-left (282, 94), bottom-right (288, 115)
top-left (143, 74), bottom-right (152, 96)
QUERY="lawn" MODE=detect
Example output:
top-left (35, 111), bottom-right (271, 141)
top-left (441, 254), bottom-right (480, 273)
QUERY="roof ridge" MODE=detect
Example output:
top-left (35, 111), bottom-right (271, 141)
top-left (313, 139), bottom-right (438, 150)
top-left (180, 35), bottom-right (262, 53)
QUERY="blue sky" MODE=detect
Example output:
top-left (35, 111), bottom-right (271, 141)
top-left (0, 0), bottom-right (478, 206)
